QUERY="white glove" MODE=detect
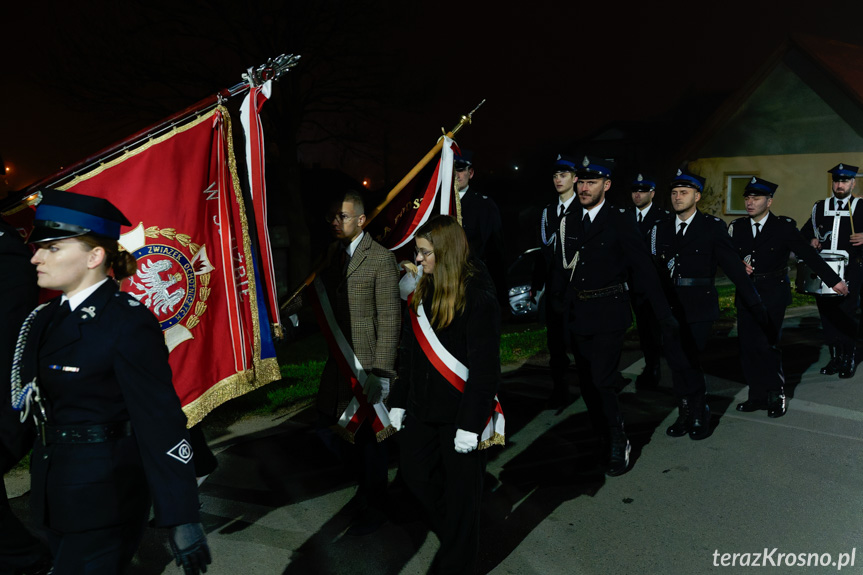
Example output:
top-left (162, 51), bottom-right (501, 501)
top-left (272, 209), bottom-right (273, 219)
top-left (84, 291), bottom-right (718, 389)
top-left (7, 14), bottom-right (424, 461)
top-left (388, 407), bottom-right (406, 431)
top-left (380, 377), bottom-right (390, 403)
top-left (454, 429), bottom-right (478, 453)
top-left (363, 373), bottom-right (384, 405)
top-left (399, 263), bottom-right (423, 300)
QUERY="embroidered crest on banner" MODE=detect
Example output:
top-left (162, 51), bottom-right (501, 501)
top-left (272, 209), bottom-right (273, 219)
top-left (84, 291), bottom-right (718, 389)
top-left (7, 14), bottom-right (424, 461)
top-left (119, 222), bottom-right (216, 353)
top-left (166, 439), bottom-right (194, 464)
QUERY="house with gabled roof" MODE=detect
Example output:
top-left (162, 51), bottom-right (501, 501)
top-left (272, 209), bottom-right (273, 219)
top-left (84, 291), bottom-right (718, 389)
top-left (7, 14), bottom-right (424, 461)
top-left (678, 34), bottom-right (863, 226)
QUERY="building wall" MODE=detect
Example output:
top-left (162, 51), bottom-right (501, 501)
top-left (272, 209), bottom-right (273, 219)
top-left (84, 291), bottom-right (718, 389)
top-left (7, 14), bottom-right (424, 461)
top-left (689, 153), bottom-right (863, 225)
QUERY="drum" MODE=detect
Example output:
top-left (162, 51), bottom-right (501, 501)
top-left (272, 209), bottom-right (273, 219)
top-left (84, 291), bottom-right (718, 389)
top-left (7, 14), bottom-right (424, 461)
top-left (795, 252), bottom-right (847, 296)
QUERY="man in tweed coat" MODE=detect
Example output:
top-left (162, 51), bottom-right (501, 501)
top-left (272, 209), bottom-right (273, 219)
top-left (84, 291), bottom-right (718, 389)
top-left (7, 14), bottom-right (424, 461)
top-left (315, 189), bottom-right (401, 536)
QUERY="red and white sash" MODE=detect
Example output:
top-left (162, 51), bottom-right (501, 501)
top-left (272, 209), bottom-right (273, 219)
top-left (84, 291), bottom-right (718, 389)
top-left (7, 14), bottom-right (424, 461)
top-left (307, 277), bottom-right (393, 442)
top-left (408, 295), bottom-right (505, 449)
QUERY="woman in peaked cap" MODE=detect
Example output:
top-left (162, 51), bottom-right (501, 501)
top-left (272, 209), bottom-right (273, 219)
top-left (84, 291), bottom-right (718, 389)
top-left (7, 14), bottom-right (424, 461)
top-left (13, 188), bottom-right (211, 574)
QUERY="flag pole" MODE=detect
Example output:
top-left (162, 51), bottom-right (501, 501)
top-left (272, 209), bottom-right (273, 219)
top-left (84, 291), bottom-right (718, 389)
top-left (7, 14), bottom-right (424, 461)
top-left (365, 99), bottom-right (485, 225)
top-left (280, 99), bottom-right (485, 311)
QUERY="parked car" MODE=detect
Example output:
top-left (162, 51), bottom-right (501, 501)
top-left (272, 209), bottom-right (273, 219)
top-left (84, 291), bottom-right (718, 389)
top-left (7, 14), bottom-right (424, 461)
top-left (507, 247), bottom-right (545, 321)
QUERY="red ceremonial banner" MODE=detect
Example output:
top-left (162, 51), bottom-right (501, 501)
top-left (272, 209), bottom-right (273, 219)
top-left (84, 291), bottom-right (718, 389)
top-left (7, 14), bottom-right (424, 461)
top-left (55, 107), bottom-right (279, 425)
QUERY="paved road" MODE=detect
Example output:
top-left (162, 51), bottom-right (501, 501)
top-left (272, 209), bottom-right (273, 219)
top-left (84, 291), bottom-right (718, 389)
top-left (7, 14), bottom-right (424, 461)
top-left (7, 305), bottom-right (863, 574)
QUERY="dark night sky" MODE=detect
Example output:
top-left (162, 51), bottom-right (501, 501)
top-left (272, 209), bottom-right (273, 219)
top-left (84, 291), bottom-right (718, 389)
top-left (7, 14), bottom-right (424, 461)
top-left (5, 1), bottom-right (863, 193)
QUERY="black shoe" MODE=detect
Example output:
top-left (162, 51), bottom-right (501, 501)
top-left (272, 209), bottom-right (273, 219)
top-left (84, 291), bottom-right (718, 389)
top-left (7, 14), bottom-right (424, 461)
top-left (736, 399), bottom-right (767, 412)
top-left (635, 364), bottom-right (661, 390)
top-left (606, 427), bottom-right (631, 477)
top-left (767, 390), bottom-right (787, 418)
top-left (666, 398), bottom-right (691, 437)
top-left (689, 402), bottom-right (711, 440)
top-left (821, 345), bottom-right (839, 375)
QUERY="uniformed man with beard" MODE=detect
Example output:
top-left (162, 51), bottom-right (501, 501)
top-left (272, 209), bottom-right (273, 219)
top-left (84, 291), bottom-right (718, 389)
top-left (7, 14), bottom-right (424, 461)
top-left (800, 163), bottom-right (863, 378)
top-left (556, 156), bottom-right (674, 476)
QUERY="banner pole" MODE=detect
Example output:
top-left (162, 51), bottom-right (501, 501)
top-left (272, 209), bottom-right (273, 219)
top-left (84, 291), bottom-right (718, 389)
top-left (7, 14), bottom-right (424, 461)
top-left (280, 100), bottom-right (485, 311)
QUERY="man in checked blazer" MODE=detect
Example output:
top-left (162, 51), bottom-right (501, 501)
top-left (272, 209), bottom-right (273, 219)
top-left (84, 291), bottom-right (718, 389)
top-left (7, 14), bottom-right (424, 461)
top-left (314, 189), bottom-right (401, 536)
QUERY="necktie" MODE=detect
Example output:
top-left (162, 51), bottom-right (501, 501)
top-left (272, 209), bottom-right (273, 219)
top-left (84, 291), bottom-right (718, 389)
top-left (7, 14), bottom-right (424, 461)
top-left (558, 204), bottom-right (565, 219)
top-left (677, 222), bottom-right (687, 237)
top-left (838, 200), bottom-right (845, 211)
top-left (582, 212), bottom-right (591, 233)
top-left (753, 222), bottom-right (760, 238)
top-left (45, 300), bottom-right (71, 341)
top-left (637, 212), bottom-right (643, 223)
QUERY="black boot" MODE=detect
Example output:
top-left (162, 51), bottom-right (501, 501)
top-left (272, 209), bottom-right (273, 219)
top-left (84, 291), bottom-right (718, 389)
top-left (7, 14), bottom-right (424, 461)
top-left (767, 389), bottom-right (786, 418)
top-left (839, 345), bottom-right (857, 379)
top-left (689, 395), bottom-right (711, 440)
top-left (821, 345), bottom-right (839, 375)
top-left (606, 423), bottom-right (631, 477)
top-left (666, 398), bottom-right (692, 437)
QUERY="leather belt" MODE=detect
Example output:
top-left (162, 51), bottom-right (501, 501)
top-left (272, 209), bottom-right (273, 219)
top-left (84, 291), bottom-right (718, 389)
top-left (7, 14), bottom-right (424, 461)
top-left (673, 277), bottom-right (714, 287)
top-left (753, 267), bottom-right (789, 281)
top-left (574, 283), bottom-right (628, 300)
top-left (44, 421), bottom-right (133, 445)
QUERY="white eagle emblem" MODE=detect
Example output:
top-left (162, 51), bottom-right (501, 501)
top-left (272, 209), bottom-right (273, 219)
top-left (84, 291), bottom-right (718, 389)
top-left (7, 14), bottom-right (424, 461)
top-left (129, 259), bottom-right (185, 316)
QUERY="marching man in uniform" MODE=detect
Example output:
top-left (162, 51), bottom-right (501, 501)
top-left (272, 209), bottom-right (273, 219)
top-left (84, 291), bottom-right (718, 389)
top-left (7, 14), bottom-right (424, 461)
top-left (801, 163), bottom-right (863, 378)
top-left (728, 177), bottom-right (847, 417)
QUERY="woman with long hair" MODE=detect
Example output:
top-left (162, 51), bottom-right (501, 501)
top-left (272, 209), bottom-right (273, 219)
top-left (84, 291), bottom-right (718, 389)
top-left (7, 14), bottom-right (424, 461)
top-left (12, 189), bottom-right (210, 574)
top-left (389, 215), bottom-right (503, 574)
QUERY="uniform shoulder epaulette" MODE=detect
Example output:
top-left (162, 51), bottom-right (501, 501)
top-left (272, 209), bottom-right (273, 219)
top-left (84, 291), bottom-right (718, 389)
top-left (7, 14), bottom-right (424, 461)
top-left (619, 208), bottom-right (627, 213)
top-left (784, 217), bottom-right (796, 224)
top-left (712, 215), bottom-right (722, 222)
top-left (114, 291), bottom-right (143, 307)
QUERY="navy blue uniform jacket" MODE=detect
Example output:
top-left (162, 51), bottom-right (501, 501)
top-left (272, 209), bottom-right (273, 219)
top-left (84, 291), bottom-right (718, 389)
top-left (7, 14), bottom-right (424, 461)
top-left (20, 281), bottom-right (200, 533)
top-left (558, 202), bottom-right (672, 335)
top-left (728, 213), bottom-right (841, 307)
top-left (650, 210), bottom-right (761, 323)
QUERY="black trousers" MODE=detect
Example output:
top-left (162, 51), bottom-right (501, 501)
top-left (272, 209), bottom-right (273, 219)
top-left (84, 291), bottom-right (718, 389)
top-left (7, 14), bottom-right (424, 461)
top-left (42, 515), bottom-right (147, 575)
top-left (817, 292), bottom-right (860, 347)
top-left (398, 416), bottom-right (485, 575)
top-left (664, 320), bottom-right (712, 399)
top-left (0, 480), bottom-right (50, 575)
top-left (570, 329), bottom-right (626, 431)
top-left (737, 298), bottom-right (786, 399)
top-left (315, 413), bottom-right (388, 513)
top-left (544, 293), bottom-right (570, 392)
top-left (632, 298), bottom-right (662, 369)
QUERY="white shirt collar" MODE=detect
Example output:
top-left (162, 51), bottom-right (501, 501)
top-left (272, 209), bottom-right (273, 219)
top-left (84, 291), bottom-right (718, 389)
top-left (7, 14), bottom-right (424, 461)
top-left (675, 211), bottom-right (697, 234)
top-left (62, 278), bottom-right (110, 311)
top-left (583, 199), bottom-right (605, 221)
top-left (346, 231), bottom-right (365, 257)
top-left (637, 203), bottom-right (653, 218)
top-left (751, 213), bottom-right (769, 233)
top-left (558, 194), bottom-right (576, 212)
top-left (458, 185), bottom-right (470, 200)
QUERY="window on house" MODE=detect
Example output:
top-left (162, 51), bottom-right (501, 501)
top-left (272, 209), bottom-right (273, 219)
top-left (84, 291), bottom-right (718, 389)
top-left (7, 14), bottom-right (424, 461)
top-left (726, 174), bottom-right (755, 215)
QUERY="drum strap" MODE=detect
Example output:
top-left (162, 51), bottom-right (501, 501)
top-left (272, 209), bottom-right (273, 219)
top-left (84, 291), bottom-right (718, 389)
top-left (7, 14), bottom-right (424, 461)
top-left (818, 197), bottom-right (859, 252)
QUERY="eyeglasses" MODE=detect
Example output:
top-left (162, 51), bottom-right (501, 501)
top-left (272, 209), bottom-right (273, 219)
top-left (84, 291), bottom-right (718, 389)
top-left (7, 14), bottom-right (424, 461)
top-left (324, 213), bottom-right (358, 223)
top-left (414, 247), bottom-right (434, 258)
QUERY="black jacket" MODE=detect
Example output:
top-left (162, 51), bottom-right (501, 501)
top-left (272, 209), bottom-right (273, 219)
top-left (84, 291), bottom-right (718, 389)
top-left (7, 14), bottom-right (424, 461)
top-left (392, 262), bottom-right (501, 434)
top-left (0, 220), bottom-right (38, 472)
top-left (729, 212), bottom-right (841, 306)
top-left (557, 202), bottom-right (672, 335)
top-left (20, 281), bottom-right (199, 532)
top-left (650, 210), bottom-right (761, 323)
